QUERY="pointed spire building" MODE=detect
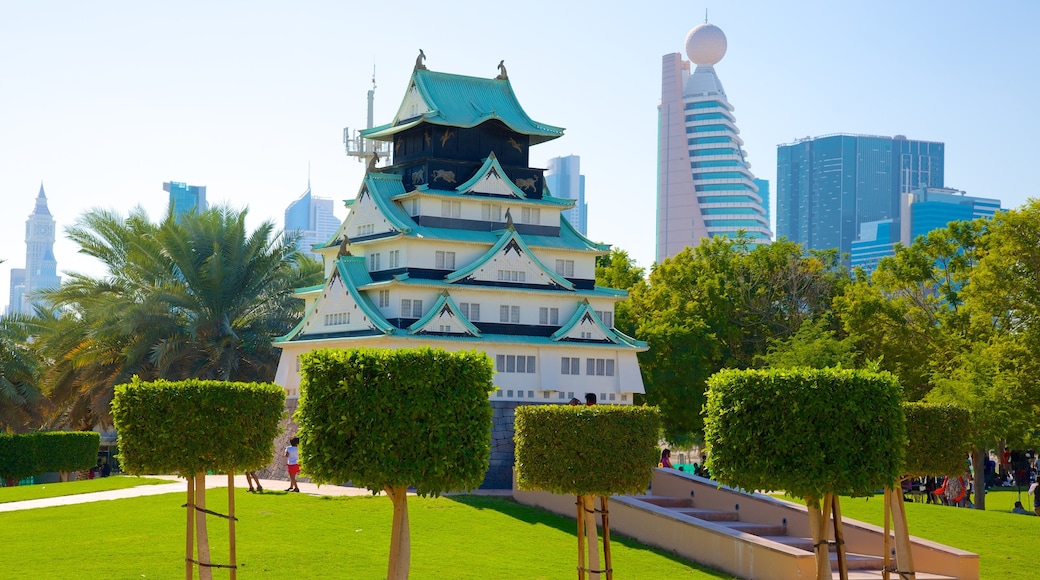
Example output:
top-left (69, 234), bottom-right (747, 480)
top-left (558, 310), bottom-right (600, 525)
top-left (8, 184), bottom-right (61, 315)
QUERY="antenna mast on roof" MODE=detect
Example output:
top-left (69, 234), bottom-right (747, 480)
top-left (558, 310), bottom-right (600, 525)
top-left (344, 62), bottom-right (392, 165)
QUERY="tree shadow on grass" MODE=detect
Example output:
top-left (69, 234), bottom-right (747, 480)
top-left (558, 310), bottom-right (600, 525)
top-left (443, 494), bottom-right (736, 578)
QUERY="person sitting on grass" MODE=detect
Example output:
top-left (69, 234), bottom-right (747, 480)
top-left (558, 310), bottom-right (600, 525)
top-left (1011, 501), bottom-right (1033, 515)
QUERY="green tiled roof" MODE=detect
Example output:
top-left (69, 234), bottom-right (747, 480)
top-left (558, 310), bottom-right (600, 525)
top-left (551, 300), bottom-right (648, 349)
top-left (364, 276), bottom-right (627, 300)
top-left (361, 69), bottom-right (564, 144)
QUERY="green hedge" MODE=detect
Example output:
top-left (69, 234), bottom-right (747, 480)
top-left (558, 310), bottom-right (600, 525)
top-left (515, 405), bottom-right (661, 497)
top-left (0, 433), bottom-right (38, 481)
top-left (704, 368), bottom-right (905, 499)
top-left (111, 379), bottom-right (285, 475)
top-left (34, 432), bottom-right (100, 473)
top-left (295, 347), bottom-right (494, 496)
top-left (903, 402), bottom-right (971, 477)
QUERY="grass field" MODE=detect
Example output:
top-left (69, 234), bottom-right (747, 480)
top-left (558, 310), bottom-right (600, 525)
top-left (0, 487), bottom-right (735, 580)
top-left (773, 489), bottom-right (1039, 579)
top-left (0, 475), bottom-right (169, 503)
top-left (5, 482), bottom-right (1036, 579)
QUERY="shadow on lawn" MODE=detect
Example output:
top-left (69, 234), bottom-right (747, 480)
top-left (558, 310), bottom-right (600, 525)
top-left (443, 494), bottom-right (735, 578)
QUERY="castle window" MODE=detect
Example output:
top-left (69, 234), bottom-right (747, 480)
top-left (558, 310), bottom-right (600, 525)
top-left (401, 299), bottom-right (423, 318)
top-left (499, 305), bottom-right (520, 323)
top-left (324, 312), bottom-right (350, 326)
top-left (496, 354), bottom-right (536, 374)
top-left (389, 250), bottom-right (400, 269)
top-left (358, 224), bottom-right (375, 236)
top-left (441, 200), bottom-right (461, 218)
top-left (538, 307), bottom-right (559, 325)
top-left (435, 250), bottom-right (456, 269)
top-left (481, 203), bottom-right (502, 221)
top-left (460, 302), bottom-right (480, 321)
top-left (378, 290), bottom-right (390, 308)
top-left (585, 358), bottom-right (615, 376)
top-left (555, 259), bottom-right (575, 277)
top-left (561, 357), bottom-right (580, 375)
top-left (595, 310), bottom-right (614, 327)
top-left (497, 270), bottom-right (526, 282)
top-left (520, 207), bottom-right (540, 224)
top-left (368, 253), bottom-right (381, 271)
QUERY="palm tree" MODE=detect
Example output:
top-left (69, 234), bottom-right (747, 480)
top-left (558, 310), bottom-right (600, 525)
top-left (38, 205), bottom-right (322, 428)
top-left (0, 313), bottom-right (47, 432)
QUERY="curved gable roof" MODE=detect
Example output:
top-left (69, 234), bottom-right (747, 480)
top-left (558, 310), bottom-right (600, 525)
top-left (407, 290), bottom-right (482, 337)
top-left (445, 228), bottom-right (574, 290)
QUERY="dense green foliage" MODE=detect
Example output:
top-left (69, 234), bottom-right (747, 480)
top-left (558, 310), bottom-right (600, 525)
top-left (0, 314), bottom-right (46, 432)
top-left (902, 403), bottom-right (972, 478)
top-left (295, 348), bottom-right (495, 496)
top-left (0, 431), bottom-right (99, 479)
top-left (630, 238), bottom-right (848, 441)
top-left (111, 379), bottom-right (284, 475)
top-left (33, 431), bottom-right (100, 473)
top-left (0, 433), bottom-right (39, 480)
top-left (514, 404), bottom-right (661, 497)
top-left (703, 368), bottom-right (905, 499)
top-left (35, 205), bottom-right (320, 429)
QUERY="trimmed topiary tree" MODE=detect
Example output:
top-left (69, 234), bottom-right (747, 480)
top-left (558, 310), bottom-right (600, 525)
top-left (112, 379), bottom-right (284, 580)
top-left (0, 433), bottom-right (38, 486)
top-left (704, 368), bottom-right (905, 580)
top-left (880, 402), bottom-right (972, 578)
top-left (515, 404), bottom-right (661, 580)
top-left (295, 347), bottom-right (494, 580)
top-left (33, 431), bottom-right (101, 482)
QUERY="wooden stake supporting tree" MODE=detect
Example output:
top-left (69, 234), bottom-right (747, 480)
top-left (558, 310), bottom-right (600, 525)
top-left (704, 368), bottom-right (906, 580)
top-left (515, 405), bottom-right (661, 580)
top-left (294, 347), bottom-right (495, 580)
top-left (112, 379), bottom-right (284, 580)
top-left (880, 403), bottom-right (972, 580)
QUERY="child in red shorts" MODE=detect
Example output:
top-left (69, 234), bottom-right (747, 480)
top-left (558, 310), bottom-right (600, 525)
top-left (285, 436), bottom-right (300, 492)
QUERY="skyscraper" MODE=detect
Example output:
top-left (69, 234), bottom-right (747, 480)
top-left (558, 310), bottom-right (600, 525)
top-left (544, 155), bottom-right (588, 235)
top-left (850, 187), bottom-right (1000, 273)
top-left (8, 184), bottom-right (61, 315)
top-left (164, 181), bottom-right (207, 220)
top-left (776, 134), bottom-right (944, 258)
top-left (284, 183), bottom-right (342, 259)
top-left (657, 20), bottom-right (771, 263)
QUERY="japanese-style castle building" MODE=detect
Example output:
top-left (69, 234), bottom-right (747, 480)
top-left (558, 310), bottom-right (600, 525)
top-left (273, 56), bottom-right (647, 487)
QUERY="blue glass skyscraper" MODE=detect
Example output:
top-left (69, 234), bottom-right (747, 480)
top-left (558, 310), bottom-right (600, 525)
top-left (164, 181), bottom-right (207, 220)
top-left (776, 134), bottom-right (944, 258)
top-left (285, 184), bottom-right (341, 259)
top-left (544, 155), bottom-right (587, 235)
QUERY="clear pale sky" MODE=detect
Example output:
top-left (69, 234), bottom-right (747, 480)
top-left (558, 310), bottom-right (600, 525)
top-left (2, 1), bottom-right (1037, 310)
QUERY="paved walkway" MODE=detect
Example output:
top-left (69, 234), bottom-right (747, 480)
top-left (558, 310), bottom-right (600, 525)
top-left (0, 475), bottom-right (379, 513)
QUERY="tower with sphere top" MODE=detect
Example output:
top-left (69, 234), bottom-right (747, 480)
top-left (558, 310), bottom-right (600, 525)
top-left (656, 19), bottom-right (771, 262)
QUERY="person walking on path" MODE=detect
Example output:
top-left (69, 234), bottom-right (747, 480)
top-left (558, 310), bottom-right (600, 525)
top-left (245, 471), bottom-right (263, 493)
top-left (285, 437), bottom-right (301, 492)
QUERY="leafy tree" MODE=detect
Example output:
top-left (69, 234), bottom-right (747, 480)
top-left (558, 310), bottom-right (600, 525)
top-left (755, 315), bottom-right (857, 369)
top-left (595, 247), bottom-right (645, 336)
top-left (630, 237), bottom-right (846, 442)
top-left (37, 205), bottom-right (321, 429)
top-left (295, 347), bottom-right (494, 580)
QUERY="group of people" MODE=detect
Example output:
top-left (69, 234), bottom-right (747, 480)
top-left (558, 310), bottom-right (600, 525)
top-left (658, 449), bottom-right (710, 479)
top-left (242, 436), bottom-right (300, 494)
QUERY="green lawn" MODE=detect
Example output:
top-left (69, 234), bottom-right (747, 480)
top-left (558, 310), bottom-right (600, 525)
top-left (0, 488), bottom-right (735, 579)
top-left (0, 475), bottom-right (169, 503)
top-left (772, 490), bottom-right (1039, 579)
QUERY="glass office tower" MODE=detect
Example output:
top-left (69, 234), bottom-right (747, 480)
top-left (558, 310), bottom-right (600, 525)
top-left (776, 134), bottom-right (944, 258)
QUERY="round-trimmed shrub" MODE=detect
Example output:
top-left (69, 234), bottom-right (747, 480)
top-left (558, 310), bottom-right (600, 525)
top-left (903, 402), bottom-right (971, 478)
top-left (295, 347), bottom-right (495, 496)
top-left (111, 379), bottom-right (285, 475)
top-left (704, 368), bottom-right (905, 499)
top-left (515, 405), bottom-right (661, 497)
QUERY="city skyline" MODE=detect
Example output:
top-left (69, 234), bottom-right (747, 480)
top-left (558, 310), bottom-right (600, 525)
top-left (2, 1), bottom-right (1037, 295)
